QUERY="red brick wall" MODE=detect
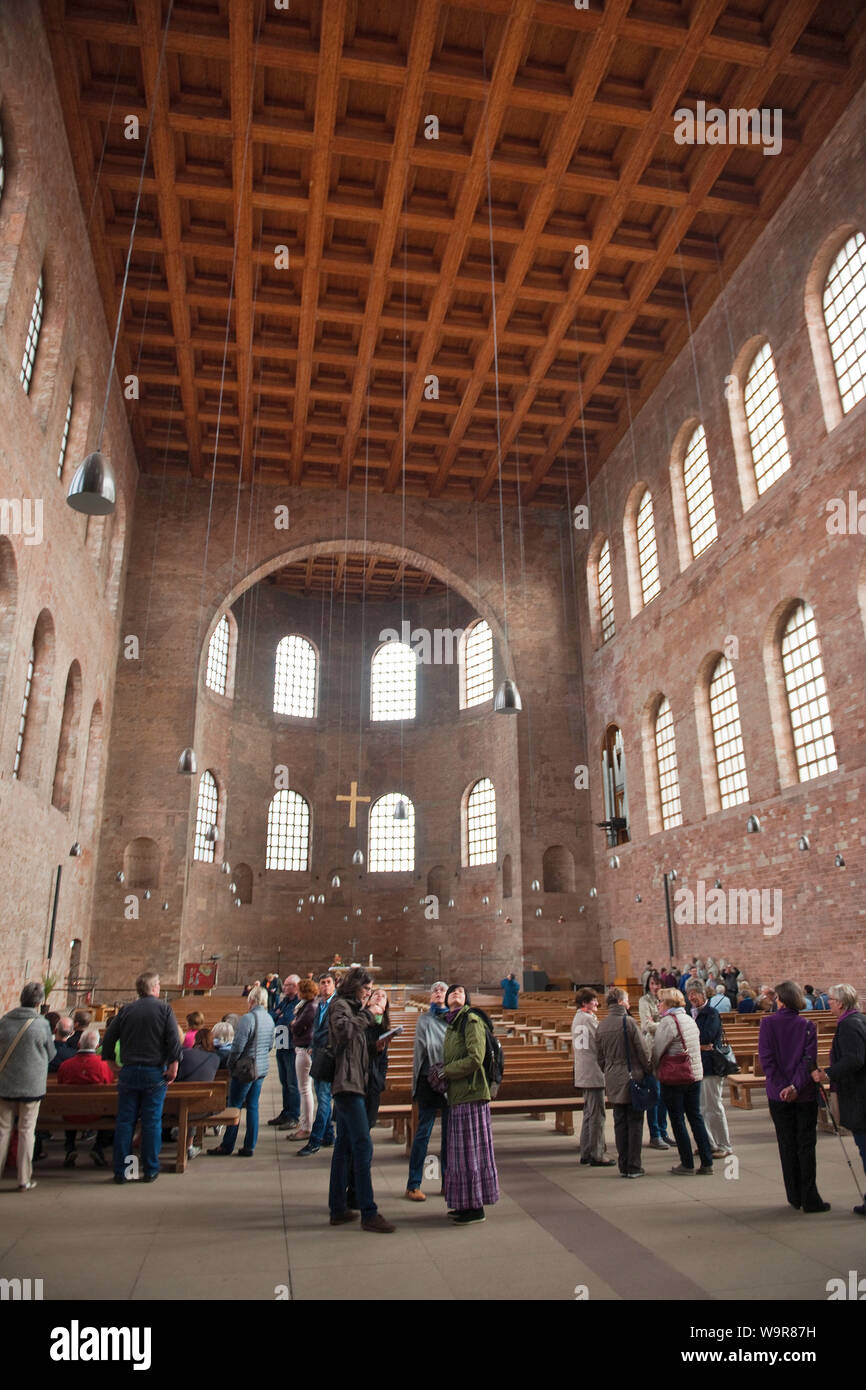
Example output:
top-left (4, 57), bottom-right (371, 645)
top-left (574, 83), bottom-right (866, 990)
top-left (0, 8), bottom-right (137, 1011)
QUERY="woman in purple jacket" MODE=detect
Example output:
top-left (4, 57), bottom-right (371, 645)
top-left (758, 979), bottom-right (829, 1213)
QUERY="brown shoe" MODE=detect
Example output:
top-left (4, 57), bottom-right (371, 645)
top-left (404, 1188), bottom-right (426, 1202)
top-left (361, 1213), bottom-right (395, 1233)
top-left (330, 1210), bottom-right (359, 1225)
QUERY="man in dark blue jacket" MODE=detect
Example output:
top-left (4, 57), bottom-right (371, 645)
top-left (269, 974), bottom-right (300, 1129)
top-left (298, 974), bottom-right (336, 1155)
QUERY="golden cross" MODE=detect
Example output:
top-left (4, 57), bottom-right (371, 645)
top-left (336, 780), bottom-right (370, 829)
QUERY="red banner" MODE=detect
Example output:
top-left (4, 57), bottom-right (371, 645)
top-left (182, 962), bottom-right (218, 991)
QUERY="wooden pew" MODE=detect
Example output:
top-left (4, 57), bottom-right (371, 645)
top-left (39, 1078), bottom-right (237, 1173)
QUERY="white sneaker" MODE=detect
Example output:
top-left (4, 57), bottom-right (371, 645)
top-left (187, 1146), bottom-right (202, 1160)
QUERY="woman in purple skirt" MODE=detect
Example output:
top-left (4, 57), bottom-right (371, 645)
top-left (440, 985), bottom-right (499, 1225)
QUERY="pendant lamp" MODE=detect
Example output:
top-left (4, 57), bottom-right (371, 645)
top-left (494, 678), bottom-right (521, 713)
top-left (394, 799), bottom-right (408, 821)
top-left (66, 451), bottom-right (117, 515)
top-left (352, 850), bottom-right (364, 866)
top-left (177, 748), bottom-right (197, 775)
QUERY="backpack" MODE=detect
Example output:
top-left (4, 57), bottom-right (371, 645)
top-left (457, 1007), bottom-right (505, 1098)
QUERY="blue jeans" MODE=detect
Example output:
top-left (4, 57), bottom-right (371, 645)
top-left (329, 1092), bottom-right (376, 1219)
top-left (114, 1065), bottom-right (167, 1179)
top-left (276, 1048), bottom-right (299, 1121)
top-left (310, 1079), bottom-right (334, 1145)
top-left (645, 1074), bottom-right (670, 1140)
top-left (221, 1076), bottom-right (265, 1153)
top-left (407, 1104), bottom-right (448, 1190)
top-left (662, 1081), bottom-right (714, 1168)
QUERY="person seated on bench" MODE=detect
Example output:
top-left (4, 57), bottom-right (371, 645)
top-left (58, 1027), bottom-right (115, 1169)
top-left (178, 1028), bottom-right (221, 1082)
top-left (48, 1018), bottom-right (77, 1072)
top-left (737, 985), bottom-right (758, 1014)
top-left (183, 1012), bottom-right (205, 1048)
top-left (211, 1022), bottom-right (234, 1070)
top-left (69, 1010), bottom-right (92, 1050)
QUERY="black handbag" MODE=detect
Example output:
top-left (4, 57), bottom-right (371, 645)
top-left (714, 1024), bottom-right (740, 1076)
top-left (310, 1046), bottom-right (336, 1083)
top-left (623, 1017), bottom-right (653, 1111)
top-left (230, 1010), bottom-right (258, 1083)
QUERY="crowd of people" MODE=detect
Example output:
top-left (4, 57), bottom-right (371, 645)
top-left (639, 958), bottom-right (833, 1013)
top-left (570, 973), bottom-right (866, 1216)
top-left (1, 962), bottom-right (863, 1232)
top-left (0, 966), bottom-right (502, 1233)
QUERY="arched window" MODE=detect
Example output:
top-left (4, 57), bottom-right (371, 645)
top-left (123, 837), bottom-right (159, 889)
top-left (459, 620), bottom-right (494, 708)
top-left (597, 537), bottom-right (615, 641)
top-left (654, 696), bottom-right (682, 830)
top-left (682, 425), bottom-right (718, 559)
top-left (708, 657), bottom-right (749, 808)
top-left (206, 615), bottom-right (231, 695)
top-left (19, 270), bottom-right (44, 394)
top-left (266, 790), bottom-right (310, 871)
top-left (635, 489), bottom-right (660, 606)
top-left (370, 641), bottom-right (416, 721)
top-left (822, 231), bottom-right (866, 416)
top-left (12, 643), bottom-right (35, 780)
top-left (13, 610), bottom-right (54, 785)
top-left (780, 602), bottom-right (837, 782)
top-left (743, 342), bottom-right (791, 496)
top-left (369, 792), bottom-right (415, 872)
top-left (57, 387), bottom-right (73, 478)
top-left (274, 635), bottom-right (317, 717)
top-left (601, 724), bottom-right (629, 844)
top-left (464, 777), bottom-right (497, 866)
top-left (193, 770), bottom-right (219, 862)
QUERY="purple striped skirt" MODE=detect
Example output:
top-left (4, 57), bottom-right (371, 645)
top-left (444, 1101), bottom-right (500, 1210)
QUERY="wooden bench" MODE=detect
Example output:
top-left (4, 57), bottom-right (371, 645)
top-left (39, 1079), bottom-right (237, 1174)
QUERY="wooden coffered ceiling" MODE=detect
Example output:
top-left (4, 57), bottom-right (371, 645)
top-left (266, 552), bottom-right (448, 600)
top-left (45, 0), bottom-right (866, 506)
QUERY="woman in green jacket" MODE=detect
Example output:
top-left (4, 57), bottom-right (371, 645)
top-left (439, 984), bottom-right (499, 1225)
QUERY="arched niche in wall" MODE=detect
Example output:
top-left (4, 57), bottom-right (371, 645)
top-left (542, 845), bottom-right (575, 894)
top-left (123, 836), bottom-right (160, 890)
top-left (233, 863), bottom-right (253, 904)
top-left (0, 536), bottom-right (19, 709)
top-left (52, 659), bottom-right (82, 814)
top-left (78, 701), bottom-right (104, 839)
top-left (427, 864), bottom-right (448, 900)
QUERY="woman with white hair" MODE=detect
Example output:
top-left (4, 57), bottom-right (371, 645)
top-left (811, 984), bottom-right (866, 1217)
top-left (208, 986), bottom-right (275, 1157)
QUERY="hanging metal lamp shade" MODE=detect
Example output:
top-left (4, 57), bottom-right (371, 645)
top-left (352, 850), bottom-right (364, 866)
top-left (221, 862), bottom-right (231, 876)
top-left (394, 799), bottom-right (408, 821)
top-left (66, 451), bottom-right (117, 515)
top-left (177, 747), bottom-right (197, 775)
top-left (494, 678), bottom-right (521, 713)
top-left (331, 873), bottom-right (341, 888)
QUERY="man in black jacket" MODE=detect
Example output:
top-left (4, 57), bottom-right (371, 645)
top-left (101, 970), bottom-right (182, 1183)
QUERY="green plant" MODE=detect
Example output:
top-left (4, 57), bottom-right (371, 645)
top-left (42, 972), bottom-right (57, 1001)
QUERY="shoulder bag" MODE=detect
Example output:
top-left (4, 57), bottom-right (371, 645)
top-left (231, 1010), bottom-right (259, 1083)
top-left (657, 1013), bottom-right (697, 1085)
top-left (714, 1023), bottom-right (740, 1076)
top-left (0, 1017), bottom-right (36, 1077)
top-left (622, 1017), bottom-right (652, 1111)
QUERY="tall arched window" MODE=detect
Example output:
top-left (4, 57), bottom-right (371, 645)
top-left (601, 723), bottom-right (629, 844)
top-left (743, 342), bottom-right (791, 496)
top-left (19, 271), bottom-right (44, 393)
top-left (12, 643), bottom-right (35, 780)
top-left (464, 777), bottom-right (497, 866)
top-left (682, 425), bottom-right (718, 558)
top-left (274, 635), bottom-right (317, 717)
top-left (822, 231), bottom-right (866, 416)
top-left (369, 792), bottom-right (415, 871)
top-left (459, 620), bottom-right (494, 708)
top-left (193, 770), bottom-right (219, 862)
top-left (13, 610), bottom-right (54, 785)
top-left (635, 489), bottom-right (660, 605)
top-left (780, 602), bottom-right (837, 782)
top-left (597, 538), bottom-right (615, 642)
top-left (708, 657), bottom-right (749, 808)
top-left (266, 790), bottom-right (310, 871)
top-left (370, 641), bottom-right (416, 721)
top-left (654, 697), bottom-right (682, 830)
top-left (57, 387), bottom-right (73, 478)
top-left (206, 615), bottom-right (231, 695)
